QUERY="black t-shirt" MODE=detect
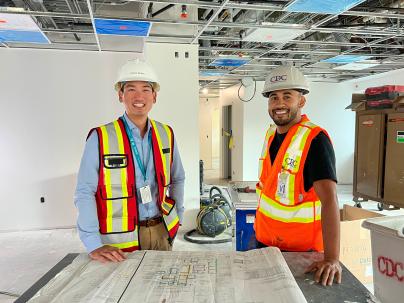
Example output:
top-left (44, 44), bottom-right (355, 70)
top-left (269, 131), bottom-right (337, 192)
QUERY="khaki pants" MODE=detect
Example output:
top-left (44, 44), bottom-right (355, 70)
top-left (139, 222), bottom-right (172, 251)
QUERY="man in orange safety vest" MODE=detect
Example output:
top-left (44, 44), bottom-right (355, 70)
top-left (255, 65), bottom-right (342, 286)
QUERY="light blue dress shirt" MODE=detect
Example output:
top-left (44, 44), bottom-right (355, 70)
top-left (74, 113), bottom-right (185, 253)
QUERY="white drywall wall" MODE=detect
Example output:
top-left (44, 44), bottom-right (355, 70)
top-left (348, 68), bottom-right (404, 92)
top-left (221, 80), bottom-right (355, 184)
top-left (199, 98), bottom-right (214, 170)
top-left (0, 43), bottom-right (199, 231)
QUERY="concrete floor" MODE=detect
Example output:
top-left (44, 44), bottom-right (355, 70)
top-left (1, 183), bottom-right (403, 303)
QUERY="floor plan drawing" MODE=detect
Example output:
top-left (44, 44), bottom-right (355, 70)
top-left (28, 248), bottom-right (307, 303)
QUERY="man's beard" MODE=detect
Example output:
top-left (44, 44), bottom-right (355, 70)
top-left (269, 107), bottom-right (298, 126)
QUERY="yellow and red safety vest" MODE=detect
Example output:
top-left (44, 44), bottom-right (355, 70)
top-left (91, 117), bottom-right (180, 252)
top-left (255, 115), bottom-right (329, 252)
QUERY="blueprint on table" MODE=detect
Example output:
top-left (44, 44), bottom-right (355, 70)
top-left (28, 247), bottom-right (307, 303)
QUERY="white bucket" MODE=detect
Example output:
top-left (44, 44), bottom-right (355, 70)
top-left (362, 216), bottom-right (404, 303)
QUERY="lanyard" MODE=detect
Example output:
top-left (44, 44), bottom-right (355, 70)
top-left (122, 117), bottom-right (152, 181)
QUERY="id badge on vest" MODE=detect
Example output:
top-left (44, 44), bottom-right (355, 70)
top-left (276, 172), bottom-right (288, 198)
top-left (140, 185), bottom-right (152, 204)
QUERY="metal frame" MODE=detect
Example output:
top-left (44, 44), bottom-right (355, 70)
top-left (0, 0), bottom-right (402, 92)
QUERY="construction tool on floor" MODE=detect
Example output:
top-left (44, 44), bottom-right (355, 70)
top-left (235, 186), bottom-right (256, 193)
top-left (184, 186), bottom-right (233, 244)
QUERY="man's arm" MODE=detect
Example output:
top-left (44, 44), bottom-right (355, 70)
top-left (74, 131), bottom-right (125, 262)
top-left (168, 136), bottom-right (185, 224)
top-left (305, 179), bottom-right (342, 286)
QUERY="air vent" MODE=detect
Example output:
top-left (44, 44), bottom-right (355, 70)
top-left (0, 13), bottom-right (49, 44)
top-left (322, 55), bottom-right (372, 64)
top-left (243, 25), bottom-right (306, 43)
top-left (286, 0), bottom-right (366, 14)
top-left (209, 57), bottom-right (250, 67)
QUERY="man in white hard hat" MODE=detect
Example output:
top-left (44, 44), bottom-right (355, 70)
top-left (254, 65), bottom-right (342, 286)
top-left (75, 59), bottom-right (185, 263)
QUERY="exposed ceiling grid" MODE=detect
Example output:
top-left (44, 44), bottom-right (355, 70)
top-left (85, 0), bottom-right (100, 51)
top-left (0, 0), bottom-right (403, 92)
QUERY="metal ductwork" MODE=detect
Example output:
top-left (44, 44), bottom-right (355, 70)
top-left (95, 1), bottom-right (149, 19)
top-left (1, 0), bottom-right (404, 88)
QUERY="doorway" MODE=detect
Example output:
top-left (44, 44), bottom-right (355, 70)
top-left (222, 105), bottom-right (232, 180)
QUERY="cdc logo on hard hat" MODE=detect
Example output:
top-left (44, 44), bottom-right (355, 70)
top-left (270, 75), bottom-right (287, 83)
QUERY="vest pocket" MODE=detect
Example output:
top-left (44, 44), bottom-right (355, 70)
top-left (100, 217), bottom-right (136, 234)
top-left (100, 184), bottom-right (134, 200)
top-left (97, 185), bottom-right (136, 233)
top-left (100, 227), bottom-right (138, 241)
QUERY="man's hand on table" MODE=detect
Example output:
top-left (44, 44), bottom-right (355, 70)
top-left (305, 259), bottom-right (342, 286)
top-left (89, 245), bottom-right (126, 263)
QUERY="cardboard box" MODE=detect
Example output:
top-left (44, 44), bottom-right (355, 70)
top-left (393, 96), bottom-right (404, 108)
top-left (346, 93), bottom-right (404, 111)
top-left (340, 204), bottom-right (384, 285)
top-left (345, 93), bottom-right (366, 111)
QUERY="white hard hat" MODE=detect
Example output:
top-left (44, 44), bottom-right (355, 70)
top-left (262, 65), bottom-right (309, 98)
top-left (114, 59), bottom-right (160, 92)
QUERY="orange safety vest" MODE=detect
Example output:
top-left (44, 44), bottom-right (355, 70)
top-left (255, 115), bottom-right (329, 252)
top-left (90, 117), bottom-right (180, 252)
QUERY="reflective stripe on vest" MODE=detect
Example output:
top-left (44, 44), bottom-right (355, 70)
top-left (98, 120), bottom-right (132, 233)
top-left (151, 120), bottom-right (172, 186)
top-left (165, 205), bottom-right (180, 230)
top-left (100, 230), bottom-right (139, 249)
top-left (257, 188), bottom-right (321, 223)
top-left (276, 123), bottom-right (311, 205)
top-left (150, 120), bottom-right (180, 237)
top-left (94, 118), bottom-right (180, 251)
top-left (255, 115), bottom-right (324, 251)
top-left (258, 125), bottom-right (276, 178)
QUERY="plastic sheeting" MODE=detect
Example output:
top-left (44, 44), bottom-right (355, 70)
top-left (94, 18), bottom-right (151, 37)
top-left (322, 55), bottom-right (372, 64)
top-left (209, 58), bottom-right (249, 67)
top-left (0, 30), bottom-right (49, 44)
top-left (199, 71), bottom-right (226, 76)
top-left (28, 248), bottom-right (307, 303)
top-left (0, 13), bottom-right (44, 31)
top-left (243, 26), bottom-right (307, 43)
top-left (286, 0), bottom-right (366, 14)
top-left (333, 61), bottom-right (380, 70)
top-left (0, 13), bottom-right (49, 44)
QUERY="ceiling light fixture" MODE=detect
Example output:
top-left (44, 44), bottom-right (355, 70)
top-left (321, 55), bottom-right (372, 64)
top-left (243, 24), bottom-right (306, 43)
top-left (286, 0), bottom-right (366, 14)
top-left (333, 60), bottom-right (380, 70)
top-left (94, 18), bottom-right (151, 37)
top-left (0, 13), bottom-right (49, 44)
top-left (209, 57), bottom-right (250, 67)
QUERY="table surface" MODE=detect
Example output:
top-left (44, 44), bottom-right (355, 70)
top-left (14, 251), bottom-right (379, 303)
